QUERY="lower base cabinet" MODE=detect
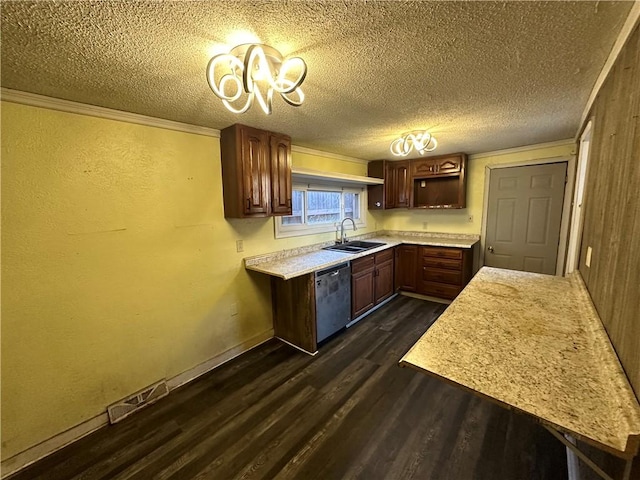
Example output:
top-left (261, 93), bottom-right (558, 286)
top-left (271, 274), bottom-right (317, 353)
top-left (418, 246), bottom-right (473, 299)
top-left (395, 245), bottom-right (419, 292)
top-left (395, 244), bottom-right (473, 300)
top-left (351, 249), bottom-right (394, 319)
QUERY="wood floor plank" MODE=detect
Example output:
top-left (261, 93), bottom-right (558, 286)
top-left (9, 296), bottom-right (568, 480)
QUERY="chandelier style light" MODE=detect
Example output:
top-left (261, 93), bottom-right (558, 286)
top-left (206, 44), bottom-right (307, 115)
top-left (390, 131), bottom-right (438, 157)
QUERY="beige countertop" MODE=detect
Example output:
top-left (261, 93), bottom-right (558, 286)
top-left (400, 267), bottom-right (640, 458)
top-left (244, 232), bottom-right (479, 280)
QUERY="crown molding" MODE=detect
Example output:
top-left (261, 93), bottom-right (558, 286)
top-left (469, 139), bottom-right (575, 160)
top-left (577, 2), bottom-right (640, 134)
top-left (0, 88), bottom-right (220, 138)
top-left (291, 144), bottom-right (368, 164)
top-left (3, 88), bottom-right (370, 162)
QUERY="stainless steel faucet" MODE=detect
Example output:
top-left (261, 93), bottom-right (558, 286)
top-left (339, 217), bottom-right (357, 244)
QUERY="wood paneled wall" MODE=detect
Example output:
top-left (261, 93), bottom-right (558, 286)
top-left (579, 24), bottom-right (640, 399)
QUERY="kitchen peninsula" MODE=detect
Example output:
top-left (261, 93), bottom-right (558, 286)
top-left (400, 267), bottom-right (640, 479)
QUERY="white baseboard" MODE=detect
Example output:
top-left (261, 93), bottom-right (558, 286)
top-left (0, 414), bottom-right (109, 479)
top-left (0, 329), bottom-right (274, 478)
top-left (166, 329), bottom-right (274, 390)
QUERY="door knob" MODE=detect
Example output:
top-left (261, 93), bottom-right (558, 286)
top-left (488, 246), bottom-right (494, 253)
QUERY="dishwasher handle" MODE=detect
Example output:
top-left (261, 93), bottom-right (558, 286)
top-left (315, 262), bottom-right (351, 278)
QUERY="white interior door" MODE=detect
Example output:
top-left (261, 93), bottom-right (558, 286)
top-left (485, 162), bottom-right (568, 274)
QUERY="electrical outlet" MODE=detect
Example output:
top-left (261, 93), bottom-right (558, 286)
top-left (229, 303), bottom-right (238, 316)
top-left (236, 240), bottom-right (244, 252)
top-left (422, 222), bottom-right (428, 230)
top-left (468, 214), bottom-right (474, 223)
top-left (585, 246), bottom-right (592, 267)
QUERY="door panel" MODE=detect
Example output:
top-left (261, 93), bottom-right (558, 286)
top-left (270, 134), bottom-right (292, 215)
top-left (241, 127), bottom-right (270, 215)
top-left (485, 162), bottom-right (567, 275)
top-left (352, 270), bottom-right (374, 318)
top-left (374, 260), bottom-right (394, 303)
top-left (395, 245), bottom-right (418, 292)
top-left (396, 161), bottom-right (410, 207)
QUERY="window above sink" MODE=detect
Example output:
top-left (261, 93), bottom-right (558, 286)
top-left (274, 183), bottom-right (367, 238)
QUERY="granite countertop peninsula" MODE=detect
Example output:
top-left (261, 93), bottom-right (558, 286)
top-left (400, 267), bottom-right (640, 457)
top-left (244, 231), bottom-right (479, 280)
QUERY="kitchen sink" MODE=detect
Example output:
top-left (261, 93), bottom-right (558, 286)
top-left (323, 240), bottom-right (386, 253)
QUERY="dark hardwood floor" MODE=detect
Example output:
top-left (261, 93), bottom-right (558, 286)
top-left (10, 295), bottom-right (568, 480)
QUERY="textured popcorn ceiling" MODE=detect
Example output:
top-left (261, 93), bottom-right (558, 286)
top-left (0, 1), bottom-right (633, 159)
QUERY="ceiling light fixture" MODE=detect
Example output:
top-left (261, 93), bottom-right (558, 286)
top-left (206, 44), bottom-right (307, 115)
top-left (390, 131), bottom-right (438, 156)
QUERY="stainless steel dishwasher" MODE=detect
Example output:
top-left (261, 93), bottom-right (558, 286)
top-left (315, 262), bottom-right (351, 343)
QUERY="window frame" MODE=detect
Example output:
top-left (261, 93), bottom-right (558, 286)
top-left (274, 183), bottom-right (367, 239)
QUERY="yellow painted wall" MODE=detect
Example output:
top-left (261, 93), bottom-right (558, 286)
top-left (0, 101), bottom-right (376, 460)
top-left (382, 143), bottom-right (576, 234)
top-left (291, 150), bottom-right (366, 176)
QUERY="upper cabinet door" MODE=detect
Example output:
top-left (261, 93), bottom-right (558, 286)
top-left (270, 134), bottom-right (292, 216)
top-left (395, 160), bottom-right (411, 207)
top-left (435, 156), bottom-right (462, 175)
top-left (240, 126), bottom-right (270, 216)
top-left (385, 162), bottom-right (398, 208)
top-left (411, 158), bottom-right (438, 177)
top-left (384, 160), bottom-right (410, 208)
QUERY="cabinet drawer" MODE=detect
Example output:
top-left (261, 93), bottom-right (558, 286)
top-left (422, 246), bottom-right (462, 259)
top-left (375, 248), bottom-right (393, 264)
top-left (421, 281), bottom-right (461, 300)
top-left (422, 267), bottom-right (462, 285)
top-left (423, 256), bottom-right (462, 271)
top-left (351, 255), bottom-right (375, 274)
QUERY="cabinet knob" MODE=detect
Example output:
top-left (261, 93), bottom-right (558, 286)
top-left (375, 201), bottom-right (381, 207)
top-left (488, 246), bottom-right (494, 253)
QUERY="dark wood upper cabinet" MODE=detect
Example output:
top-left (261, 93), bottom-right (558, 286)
top-left (411, 155), bottom-right (463, 177)
top-left (368, 160), bottom-right (410, 209)
top-left (411, 153), bottom-right (467, 209)
top-left (269, 134), bottom-right (293, 216)
top-left (394, 161), bottom-right (411, 208)
top-left (368, 154), bottom-right (465, 210)
top-left (241, 126), bottom-right (270, 216)
top-left (220, 123), bottom-right (292, 218)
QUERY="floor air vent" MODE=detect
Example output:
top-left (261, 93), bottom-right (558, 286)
top-left (107, 379), bottom-right (169, 424)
